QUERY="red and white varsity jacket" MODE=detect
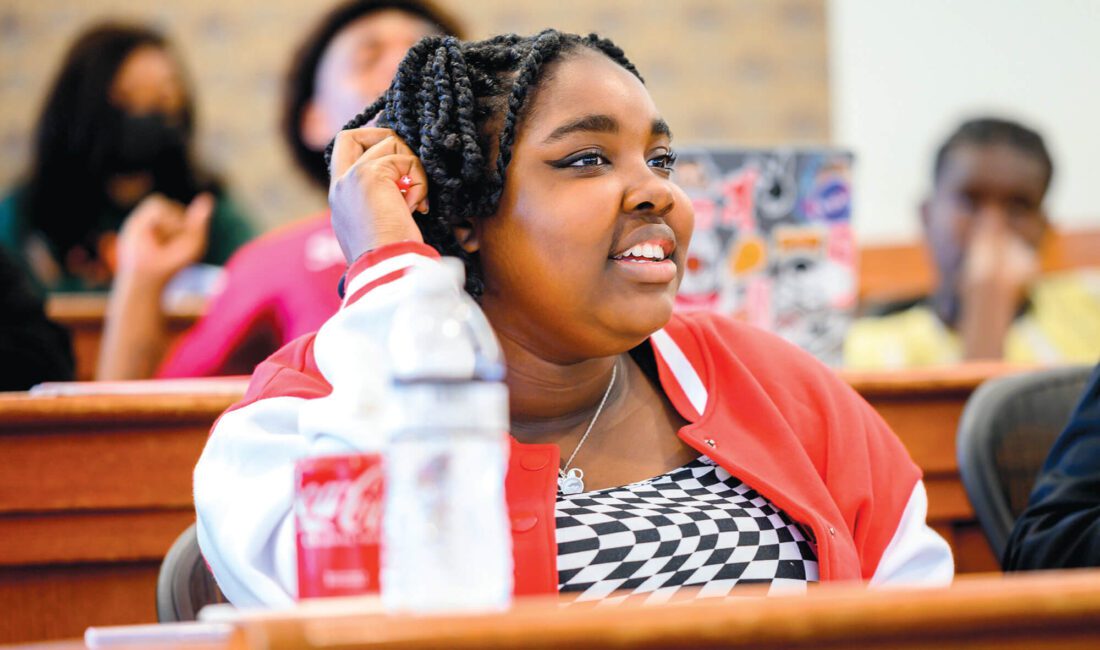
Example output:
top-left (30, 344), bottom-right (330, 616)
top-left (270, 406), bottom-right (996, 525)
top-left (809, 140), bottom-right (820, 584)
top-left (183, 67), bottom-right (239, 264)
top-left (194, 242), bottom-right (953, 607)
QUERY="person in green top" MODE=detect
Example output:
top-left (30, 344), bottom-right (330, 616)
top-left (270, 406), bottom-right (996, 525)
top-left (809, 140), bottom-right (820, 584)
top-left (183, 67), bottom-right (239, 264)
top-left (0, 22), bottom-right (254, 293)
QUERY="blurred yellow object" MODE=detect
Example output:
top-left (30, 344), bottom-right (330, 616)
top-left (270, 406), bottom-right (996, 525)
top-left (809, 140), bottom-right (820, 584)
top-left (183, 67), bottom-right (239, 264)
top-left (845, 270), bottom-right (1100, 369)
top-left (845, 305), bottom-right (959, 369)
top-left (729, 236), bottom-right (767, 276)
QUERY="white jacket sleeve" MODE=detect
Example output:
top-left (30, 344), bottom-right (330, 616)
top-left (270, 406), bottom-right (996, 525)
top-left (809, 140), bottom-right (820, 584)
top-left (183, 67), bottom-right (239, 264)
top-left (193, 242), bottom-right (444, 607)
top-left (869, 480), bottom-right (954, 587)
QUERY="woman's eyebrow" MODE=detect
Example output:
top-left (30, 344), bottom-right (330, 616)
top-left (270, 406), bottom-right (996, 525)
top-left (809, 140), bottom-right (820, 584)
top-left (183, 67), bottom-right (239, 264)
top-left (542, 114), bottom-right (618, 143)
top-left (541, 114), bottom-right (673, 144)
top-left (652, 118), bottom-right (672, 139)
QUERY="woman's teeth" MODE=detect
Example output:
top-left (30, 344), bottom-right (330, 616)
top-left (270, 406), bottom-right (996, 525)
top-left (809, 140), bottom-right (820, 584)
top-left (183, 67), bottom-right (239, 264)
top-left (614, 243), bottom-right (667, 261)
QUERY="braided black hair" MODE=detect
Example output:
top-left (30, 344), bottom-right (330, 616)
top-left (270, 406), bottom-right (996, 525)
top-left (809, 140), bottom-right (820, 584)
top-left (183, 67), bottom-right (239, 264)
top-left (325, 30), bottom-right (643, 297)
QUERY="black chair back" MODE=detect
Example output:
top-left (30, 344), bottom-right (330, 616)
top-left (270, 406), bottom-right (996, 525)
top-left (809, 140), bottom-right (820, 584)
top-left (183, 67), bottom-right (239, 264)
top-left (156, 522), bottom-right (227, 622)
top-left (956, 365), bottom-right (1093, 559)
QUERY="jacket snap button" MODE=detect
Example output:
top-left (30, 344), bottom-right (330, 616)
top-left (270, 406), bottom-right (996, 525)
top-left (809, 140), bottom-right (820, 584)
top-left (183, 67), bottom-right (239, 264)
top-left (828, 526), bottom-right (836, 536)
top-left (520, 452), bottom-right (548, 471)
top-left (511, 514), bottom-right (538, 533)
top-left (704, 439), bottom-right (717, 448)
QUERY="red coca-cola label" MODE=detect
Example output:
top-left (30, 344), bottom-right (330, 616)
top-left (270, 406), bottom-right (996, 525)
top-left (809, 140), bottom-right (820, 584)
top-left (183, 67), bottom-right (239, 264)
top-left (294, 453), bottom-right (383, 599)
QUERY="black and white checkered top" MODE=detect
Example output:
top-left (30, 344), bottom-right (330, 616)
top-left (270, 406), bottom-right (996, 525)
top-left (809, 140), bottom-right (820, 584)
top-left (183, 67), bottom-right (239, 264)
top-left (555, 455), bottom-right (819, 603)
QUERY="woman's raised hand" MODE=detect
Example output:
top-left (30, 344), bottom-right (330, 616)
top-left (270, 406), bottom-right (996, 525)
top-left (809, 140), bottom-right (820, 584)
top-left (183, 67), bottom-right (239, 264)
top-left (328, 127), bottom-right (430, 262)
top-left (96, 192), bottom-right (214, 381)
top-left (115, 192), bottom-right (214, 285)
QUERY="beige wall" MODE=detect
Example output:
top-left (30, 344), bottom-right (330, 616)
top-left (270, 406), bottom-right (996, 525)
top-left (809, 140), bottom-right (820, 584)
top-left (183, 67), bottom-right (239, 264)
top-left (829, 0), bottom-right (1100, 244)
top-left (0, 0), bottom-right (828, 232)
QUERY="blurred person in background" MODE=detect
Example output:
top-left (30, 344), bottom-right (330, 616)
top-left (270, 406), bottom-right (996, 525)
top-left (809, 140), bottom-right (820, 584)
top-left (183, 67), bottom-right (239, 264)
top-left (0, 23), bottom-right (254, 294)
top-left (97, 0), bottom-right (464, 380)
top-left (0, 248), bottom-right (73, 390)
top-left (846, 117), bottom-right (1100, 368)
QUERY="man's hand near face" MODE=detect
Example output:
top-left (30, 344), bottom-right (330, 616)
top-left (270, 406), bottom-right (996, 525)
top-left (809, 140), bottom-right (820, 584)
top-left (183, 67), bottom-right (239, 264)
top-left (957, 215), bottom-right (1041, 360)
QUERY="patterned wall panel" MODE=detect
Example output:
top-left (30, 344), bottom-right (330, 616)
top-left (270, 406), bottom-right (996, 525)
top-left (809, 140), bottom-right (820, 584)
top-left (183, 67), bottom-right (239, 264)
top-left (0, 0), bottom-right (828, 232)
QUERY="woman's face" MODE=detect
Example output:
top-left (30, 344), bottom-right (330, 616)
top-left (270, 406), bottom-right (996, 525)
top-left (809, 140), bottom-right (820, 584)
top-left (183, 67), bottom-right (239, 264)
top-left (475, 49), bottom-right (694, 363)
top-left (110, 45), bottom-right (186, 118)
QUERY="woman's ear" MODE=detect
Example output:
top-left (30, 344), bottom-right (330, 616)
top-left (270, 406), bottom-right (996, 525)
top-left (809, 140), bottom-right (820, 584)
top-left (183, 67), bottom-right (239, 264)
top-left (453, 219), bottom-right (480, 254)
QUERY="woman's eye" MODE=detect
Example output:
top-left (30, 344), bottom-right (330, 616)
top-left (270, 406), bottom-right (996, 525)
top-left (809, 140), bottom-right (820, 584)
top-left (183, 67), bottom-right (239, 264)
top-left (649, 151), bottom-right (678, 172)
top-left (567, 152), bottom-right (607, 167)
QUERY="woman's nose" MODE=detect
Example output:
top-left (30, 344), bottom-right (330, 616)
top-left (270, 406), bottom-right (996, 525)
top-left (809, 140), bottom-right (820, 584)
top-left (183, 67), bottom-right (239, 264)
top-left (622, 168), bottom-right (675, 217)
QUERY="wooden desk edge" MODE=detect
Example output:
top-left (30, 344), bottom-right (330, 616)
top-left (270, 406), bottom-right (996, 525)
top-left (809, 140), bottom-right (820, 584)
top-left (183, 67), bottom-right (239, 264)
top-left (46, 294), bottom-right (205, 325)
top-left (239, 570), bottom-right (1100, 650)
top-left (0, 393), bottom-right (241, 425)
top-left (12, 570), bottom-right (1100, 650)
top-left (0, 362), bottom-right (1044, 424)
top-left (838, 362), bottom-right (1038, 396)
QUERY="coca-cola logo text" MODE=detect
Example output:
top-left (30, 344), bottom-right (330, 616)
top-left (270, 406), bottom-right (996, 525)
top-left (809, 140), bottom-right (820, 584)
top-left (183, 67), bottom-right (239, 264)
top-left (296, 461), bottom-right (384, 548)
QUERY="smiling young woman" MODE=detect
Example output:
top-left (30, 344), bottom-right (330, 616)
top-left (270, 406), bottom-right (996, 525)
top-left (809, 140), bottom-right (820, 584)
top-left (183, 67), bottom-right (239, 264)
top-left (194, 31), bottom-right (953, 608)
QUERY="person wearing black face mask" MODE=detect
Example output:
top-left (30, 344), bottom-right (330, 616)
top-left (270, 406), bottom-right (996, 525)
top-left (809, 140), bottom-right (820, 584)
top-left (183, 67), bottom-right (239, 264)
top-left (0, 22), bottom-right (254, 293)
top-left (95, 0), bottom-right (464, 381)
top-left (103, 109), bottom-right (194, 196)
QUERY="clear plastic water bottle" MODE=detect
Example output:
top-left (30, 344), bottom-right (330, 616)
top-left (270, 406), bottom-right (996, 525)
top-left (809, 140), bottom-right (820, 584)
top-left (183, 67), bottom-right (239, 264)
top-left (381, 258), bottom-right (512, 613)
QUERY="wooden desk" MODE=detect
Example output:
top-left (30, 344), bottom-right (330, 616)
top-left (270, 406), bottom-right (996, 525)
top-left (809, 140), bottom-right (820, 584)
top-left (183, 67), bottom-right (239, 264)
top-left (45, 294), bottom-right (203, 381)
top-left (0, 387), bottom-right (243, 644)
top-left (857, 226), bottom-right (1100, 304)
top-left (17, 570), bottom-right (1100, 649)
top-left (0, 363), bottom-right (1033, 643)
top-left (839, 362), bottom-right (1033, 574)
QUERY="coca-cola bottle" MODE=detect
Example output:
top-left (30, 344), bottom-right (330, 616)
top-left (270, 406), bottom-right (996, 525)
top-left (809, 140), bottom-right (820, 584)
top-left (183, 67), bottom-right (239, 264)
top-left (294, 453), bottom-right (384, 598)
top-left (382, 258), bottom-right (513, 613)
top-left (293, 305), bottom-right (391, 599)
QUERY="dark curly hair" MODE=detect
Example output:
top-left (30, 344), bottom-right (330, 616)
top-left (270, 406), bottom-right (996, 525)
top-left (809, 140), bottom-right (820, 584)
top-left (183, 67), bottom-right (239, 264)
top-left (325, 30), bottom-right (643, 297)
top-left (283, 0), bottom-right (464, 189)
top-left (934, 117), bottom-right (1054, 194)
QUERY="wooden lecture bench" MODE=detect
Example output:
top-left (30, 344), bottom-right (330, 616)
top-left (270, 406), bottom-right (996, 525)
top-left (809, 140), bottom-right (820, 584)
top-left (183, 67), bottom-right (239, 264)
top-left (0, 380), bottom-right (247, 644)
top-left (0, 362), bottom-right (1033, 643)
top-left (46, 294), bottom-right (204, 382)
top-left (12, 569), bottom-right (1100, 649)
top-left (46, 227), bottom-right (1100, 382)
top-left (857, 225), bottom-right (1100, 304)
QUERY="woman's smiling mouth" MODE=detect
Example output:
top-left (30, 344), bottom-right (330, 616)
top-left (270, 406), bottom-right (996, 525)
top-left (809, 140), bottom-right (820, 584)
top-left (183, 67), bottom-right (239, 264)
top-left (610, 238), bottom-right (677, 284)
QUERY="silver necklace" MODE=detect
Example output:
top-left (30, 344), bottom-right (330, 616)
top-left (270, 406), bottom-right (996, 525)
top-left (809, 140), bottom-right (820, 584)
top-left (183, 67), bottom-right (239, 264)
top-left (558, 363), bottom-right (618, 495)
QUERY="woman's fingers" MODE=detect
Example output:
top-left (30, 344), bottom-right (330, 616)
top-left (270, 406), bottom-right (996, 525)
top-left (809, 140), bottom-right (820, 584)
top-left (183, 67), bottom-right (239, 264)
top-left (384, 154), bottom-right (430, 213)
top-left (123, 194), bottom-right (180, 241)
top-left (329, 127), bottom-right (399, 180)
top-left (359, 133), bottom-right (417, 162)
top-left (328, 127), bottom-right (431, 260)
top-left (344, 156), bottom-right (424, 227)
top-left (330, 128), bottom-right (428, 211)
top-left (184, 193), bottom-right (216, 230)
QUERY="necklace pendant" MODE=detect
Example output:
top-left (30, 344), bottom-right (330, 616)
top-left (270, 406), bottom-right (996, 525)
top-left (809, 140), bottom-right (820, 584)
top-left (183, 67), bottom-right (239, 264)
top-left (558, 468), bottom-right (585, 495)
